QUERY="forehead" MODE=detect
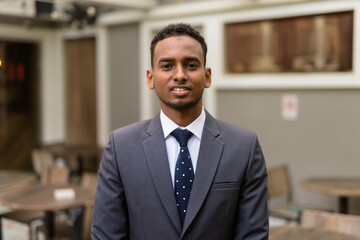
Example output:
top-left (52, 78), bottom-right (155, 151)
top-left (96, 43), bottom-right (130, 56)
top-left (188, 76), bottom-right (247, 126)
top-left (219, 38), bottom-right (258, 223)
top-left (153, 35), bottom-right (204, 62)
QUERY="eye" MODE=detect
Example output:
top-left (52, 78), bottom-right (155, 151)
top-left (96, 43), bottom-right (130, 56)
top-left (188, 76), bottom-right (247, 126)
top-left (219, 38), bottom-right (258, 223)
top-left (161, 64), bottom-right (172, 70)
top-left (186, 63), bottom-right (198, 69)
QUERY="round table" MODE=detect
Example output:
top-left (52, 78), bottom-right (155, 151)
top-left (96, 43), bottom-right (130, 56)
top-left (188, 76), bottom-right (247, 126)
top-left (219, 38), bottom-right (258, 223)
top-left (0, 170), bottom-right (37, 194)
top-left (0, 184), bottom-right (95, 240)
top-left (44, 144), bottom-right (103, 175)
top-left (270, 226), bottom-right (360, 240)
top-left (301, 177), bottom-right (360, 214)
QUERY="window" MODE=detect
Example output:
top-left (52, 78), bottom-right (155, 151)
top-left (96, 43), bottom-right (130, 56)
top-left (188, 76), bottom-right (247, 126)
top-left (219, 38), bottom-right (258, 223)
top-left (225, 11), bottom-right (353, 73)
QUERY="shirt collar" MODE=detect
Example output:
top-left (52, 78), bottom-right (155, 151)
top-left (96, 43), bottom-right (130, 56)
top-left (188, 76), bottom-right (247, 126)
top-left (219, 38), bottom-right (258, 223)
top-left (160, 107), bottom-right (206, 140)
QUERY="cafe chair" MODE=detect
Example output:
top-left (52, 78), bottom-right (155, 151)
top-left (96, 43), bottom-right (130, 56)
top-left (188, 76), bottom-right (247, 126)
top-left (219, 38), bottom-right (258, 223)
top-left (40, 165), bottom-right (70, 185)
top-left (35, 172), bottom-right (98, 240)
top-left (267, 164), bottom-right (332, 223)
top-left (80, 172), bottom-right (98, 239)
top-left (0, 165), bottom-right (70, 240)
top-left (300, 209), bottom-right (360, 237)
top-left (31, 148), bottom-right (54, 179)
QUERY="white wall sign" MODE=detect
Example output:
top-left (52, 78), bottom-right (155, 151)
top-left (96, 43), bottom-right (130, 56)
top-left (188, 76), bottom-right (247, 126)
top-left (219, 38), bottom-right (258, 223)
top-left (281, 94), bottom-right (298, 120)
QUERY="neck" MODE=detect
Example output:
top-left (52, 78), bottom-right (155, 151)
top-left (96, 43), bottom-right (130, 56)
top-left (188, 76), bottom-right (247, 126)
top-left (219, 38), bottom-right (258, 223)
top-left (161, 106), bottom-right (202, 127)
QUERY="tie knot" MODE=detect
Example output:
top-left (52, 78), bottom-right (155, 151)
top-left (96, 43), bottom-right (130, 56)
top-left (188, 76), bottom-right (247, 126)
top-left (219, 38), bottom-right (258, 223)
top-left (171, 129), bottom-right (193, 147)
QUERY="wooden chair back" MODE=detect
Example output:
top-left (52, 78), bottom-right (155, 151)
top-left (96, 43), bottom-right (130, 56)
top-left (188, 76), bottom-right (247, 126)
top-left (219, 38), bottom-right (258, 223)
top-left (31, 148), bottom-right (54, 178)
top-left (267, 164), bottom-right (292, 200)
top-left (81, 172), bottom-right (98, 240)
top-left (301, 209), bottom-right (360, 237)
top-left (40, 165), bottom-right (70, 184)
top-left (81, 172), bottom-right (98, 192)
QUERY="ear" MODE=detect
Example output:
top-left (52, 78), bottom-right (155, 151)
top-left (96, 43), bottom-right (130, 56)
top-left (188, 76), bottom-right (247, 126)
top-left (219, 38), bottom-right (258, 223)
top-left (146, 69), bottom-right (154, 89)
top-left (204, 67), bottom-right (212, 88)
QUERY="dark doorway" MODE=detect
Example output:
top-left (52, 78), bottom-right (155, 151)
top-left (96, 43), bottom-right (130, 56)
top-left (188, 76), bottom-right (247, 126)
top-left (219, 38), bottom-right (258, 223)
top-left (0, 41), bottom-right (39, 170)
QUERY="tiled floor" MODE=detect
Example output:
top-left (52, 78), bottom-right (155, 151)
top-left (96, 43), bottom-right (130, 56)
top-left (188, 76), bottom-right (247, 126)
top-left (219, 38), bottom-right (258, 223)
top-left (2, 218), bottom-right (30, 240)
top-left (1, 218), bottom-right (45, 240)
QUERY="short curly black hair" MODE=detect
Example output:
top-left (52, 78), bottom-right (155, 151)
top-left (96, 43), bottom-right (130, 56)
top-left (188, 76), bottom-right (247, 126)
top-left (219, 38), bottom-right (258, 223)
top-left (150, 23), bottom-right (207, 67)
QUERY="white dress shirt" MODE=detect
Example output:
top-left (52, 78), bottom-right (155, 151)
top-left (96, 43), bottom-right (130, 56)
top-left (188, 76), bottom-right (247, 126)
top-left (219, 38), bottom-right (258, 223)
top-left (160, 108), bottom-right (206, 187)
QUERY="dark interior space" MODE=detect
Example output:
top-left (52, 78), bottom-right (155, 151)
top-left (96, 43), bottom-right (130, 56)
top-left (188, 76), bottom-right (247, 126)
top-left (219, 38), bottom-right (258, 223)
top-left (0, 41), bottom-right (39, 170)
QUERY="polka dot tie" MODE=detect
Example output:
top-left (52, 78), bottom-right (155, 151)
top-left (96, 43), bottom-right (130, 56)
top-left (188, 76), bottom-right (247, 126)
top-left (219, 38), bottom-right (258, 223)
top-left (171, 128), bottom-right (194, 226)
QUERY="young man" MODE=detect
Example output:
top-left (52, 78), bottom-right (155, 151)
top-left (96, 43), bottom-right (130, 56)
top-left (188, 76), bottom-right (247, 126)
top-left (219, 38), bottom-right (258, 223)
top-left (91, 23), bottom-right (268, 240)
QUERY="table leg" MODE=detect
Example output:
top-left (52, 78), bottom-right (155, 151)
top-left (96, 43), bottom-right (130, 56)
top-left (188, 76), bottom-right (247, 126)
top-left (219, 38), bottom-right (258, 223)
top-left (339, 197), bottom-right (348, 214)
top-left (78, 156), bottom-right (84, 177)
top-left (44, 211), bottom-right (54, 240)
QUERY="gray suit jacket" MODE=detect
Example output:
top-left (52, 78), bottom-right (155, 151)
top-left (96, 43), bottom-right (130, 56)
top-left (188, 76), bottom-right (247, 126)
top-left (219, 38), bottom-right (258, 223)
top-left (91, 111), bottom-right (268, 240)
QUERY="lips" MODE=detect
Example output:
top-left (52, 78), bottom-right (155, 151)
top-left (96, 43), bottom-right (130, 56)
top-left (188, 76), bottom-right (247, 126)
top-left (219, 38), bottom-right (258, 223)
top-left (171, 86), bottom-right (191, 97)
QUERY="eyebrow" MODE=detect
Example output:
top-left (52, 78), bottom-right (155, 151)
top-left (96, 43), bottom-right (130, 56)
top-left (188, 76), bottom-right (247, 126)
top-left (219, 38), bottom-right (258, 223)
top-left (185, 56), bottom-right (201, 62)
top-left (158, 57), bottom-right (174, 63)
top-left (158, 56), bottom-right (201, 63)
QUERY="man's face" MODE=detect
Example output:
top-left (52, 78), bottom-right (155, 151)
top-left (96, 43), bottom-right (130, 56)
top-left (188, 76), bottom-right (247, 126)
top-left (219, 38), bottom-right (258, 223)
top-left (147, 35), bottom-right (211, 113)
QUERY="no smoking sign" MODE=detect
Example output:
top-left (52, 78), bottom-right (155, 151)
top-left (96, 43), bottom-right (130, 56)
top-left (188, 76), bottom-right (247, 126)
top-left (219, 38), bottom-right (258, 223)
top-left (281, 94), bottom-right (298, 120)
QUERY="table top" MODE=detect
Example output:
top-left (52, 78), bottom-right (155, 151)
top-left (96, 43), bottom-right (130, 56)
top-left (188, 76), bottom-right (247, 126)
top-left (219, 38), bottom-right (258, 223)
top-left (0, 184), bottom-right (95, 211)
top-left (270, 226), bottom-right (360, 240)
top-left (0, 170), bottom-right (37, 193)
top-left (301, 177), bottom-right (360, 197)
top-left (44, 144), bottom-right (103, 158)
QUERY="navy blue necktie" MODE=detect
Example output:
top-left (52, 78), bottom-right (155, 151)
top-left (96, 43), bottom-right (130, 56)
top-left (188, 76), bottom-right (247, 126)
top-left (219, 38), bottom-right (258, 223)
top-left (171, 128), bottom-right (194, 226)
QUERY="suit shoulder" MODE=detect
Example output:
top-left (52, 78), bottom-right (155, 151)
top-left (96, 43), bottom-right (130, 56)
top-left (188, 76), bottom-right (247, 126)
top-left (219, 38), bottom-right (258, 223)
top-left (212, 119), bottom-right (261, 153)
top-left (215, 119), bottom-right (257, 138)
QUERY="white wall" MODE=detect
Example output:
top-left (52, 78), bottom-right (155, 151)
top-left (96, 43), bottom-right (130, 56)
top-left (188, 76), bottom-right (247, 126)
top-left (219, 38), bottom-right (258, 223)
top-left (0, 0), bottom-right (34, 17)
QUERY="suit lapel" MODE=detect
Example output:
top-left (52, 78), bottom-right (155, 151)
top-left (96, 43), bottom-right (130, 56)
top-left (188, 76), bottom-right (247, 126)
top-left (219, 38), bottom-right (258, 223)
top-left (142, 115), bottom-right (182, 234)
top-left (182, 112), bottom-right (224, 234)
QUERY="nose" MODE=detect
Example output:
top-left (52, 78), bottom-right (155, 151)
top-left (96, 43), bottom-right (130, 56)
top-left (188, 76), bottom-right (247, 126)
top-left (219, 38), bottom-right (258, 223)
top-left (173, 65), bottom-right (187, 82)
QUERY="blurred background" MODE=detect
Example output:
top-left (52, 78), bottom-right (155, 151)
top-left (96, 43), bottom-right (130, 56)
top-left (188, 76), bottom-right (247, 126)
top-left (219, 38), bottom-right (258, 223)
top-left (0, 0), bottom-right (360, 238)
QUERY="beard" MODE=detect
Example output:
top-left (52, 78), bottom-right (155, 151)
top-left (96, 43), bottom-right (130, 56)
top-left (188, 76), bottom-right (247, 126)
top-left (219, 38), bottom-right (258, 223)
top-left (152, 76), bottom-right (205, 111)
top-left (158, 95), bottom-right (202, 110)
top-left (154, 85), bottom-right (203, 110)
